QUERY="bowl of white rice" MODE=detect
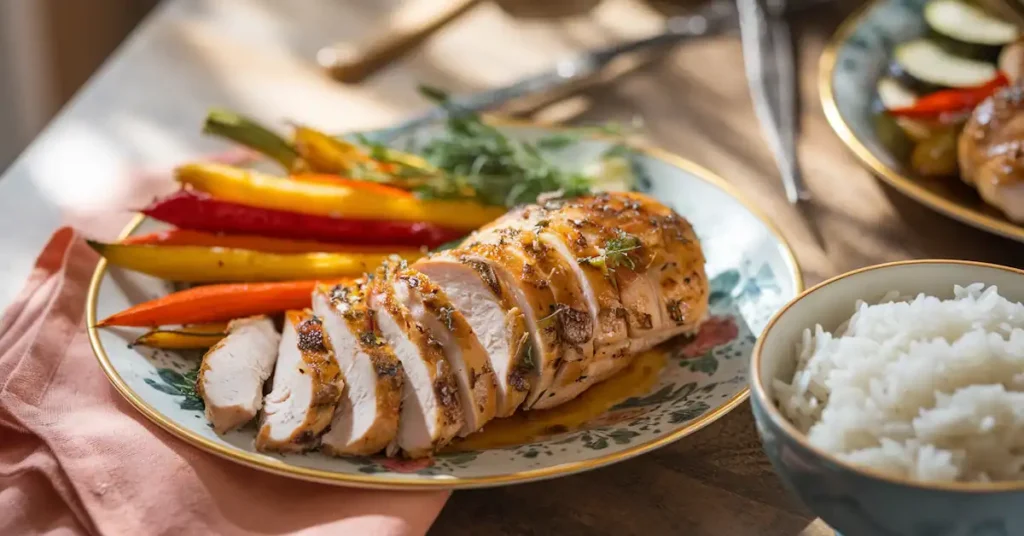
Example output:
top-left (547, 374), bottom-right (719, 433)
top-left (750, 260), bottom-right (1024, 536)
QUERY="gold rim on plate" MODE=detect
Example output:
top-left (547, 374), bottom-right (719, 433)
top-left (818, 1), bottom-right (1024, 243)
top-left (751, 259), bottom-right (1024, 492)
top-left (86, 135), bottom-right (804, 490)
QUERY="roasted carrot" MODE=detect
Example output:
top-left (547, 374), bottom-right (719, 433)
top-left (203, 109), bottom-right (299, 170)
top-left (119, 229), bottom-right (405, 254)
top-left (292, 125), bottom-right (370, 174)
top-left (133, 323), bottom-right (228, 349)
top-left (289, 173), bottom-right (413, 197)
top-left (89, 241), bottom-right (423, 283)
top-left (141, 191), bottom-right (465, 248)
top-left (176, 162), bottom-right (505, 231)
top-left (98, 280), bottom-right (349, 327)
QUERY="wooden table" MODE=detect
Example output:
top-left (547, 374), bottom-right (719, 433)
top-left (2, 1), bottom-right (1022, 534)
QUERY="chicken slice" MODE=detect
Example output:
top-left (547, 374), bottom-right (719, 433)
top-left (256, 311), bottom-right (344, 453)
top-left (391, 267), bottom-right (498, 435)
top-left (624, 192), bottom-right (709, 342)
top-left (196, 315), bottom-right (281, 434)
top-left (446, 240), bottom-right (562, 409)
top-left (312, 280), bottom-right (403, 456)
top-left (413, 255), bottom-right (530, 417)
top-left (368, 263), bottom-right (463, 457)
top-left (470, 223), bottom-right (597, 410)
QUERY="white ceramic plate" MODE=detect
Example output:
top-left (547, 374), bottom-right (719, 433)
top-left (87, 124), bottom-right (803, 489)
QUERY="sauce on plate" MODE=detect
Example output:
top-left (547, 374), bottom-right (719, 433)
top-left (446, 350), bottom-right (667, 452)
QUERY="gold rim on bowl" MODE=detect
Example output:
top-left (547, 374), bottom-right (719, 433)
top-left (750, 259), bottom-right (1024, 493)
top-left (818, 2), bottom-right (1024, 243)
top-left (86, 129), bottom-right (804, 489)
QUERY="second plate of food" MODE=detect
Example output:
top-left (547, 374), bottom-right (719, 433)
top-left (88, 122), bottom-right (801, 489)
top-left (821, 0), bottom-right (1024, 241)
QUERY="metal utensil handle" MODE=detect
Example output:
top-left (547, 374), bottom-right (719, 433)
top-left (374, 2), bottom-right (738, 141)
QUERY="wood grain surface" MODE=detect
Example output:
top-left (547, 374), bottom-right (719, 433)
top-left (7, 0), bottom-right (1024, 534)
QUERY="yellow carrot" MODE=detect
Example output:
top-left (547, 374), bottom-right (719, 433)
top-left (175, 162), bottom-right (505, 231)
top-left (88, 241), bottom-right (423, 283)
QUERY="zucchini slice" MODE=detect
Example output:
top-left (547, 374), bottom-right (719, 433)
top-left (890, 39), bottom-right (999, 92)
top-left (876, 77), bottom-right (937, 142)
top-left (877, 77), bottom-right (918, 110)
top-left (999, 39), bottom-right (1024, 82)
top-left (925, 0), bottom-right (1019, 47)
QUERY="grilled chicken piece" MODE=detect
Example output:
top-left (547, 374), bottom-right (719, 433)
top-left (446, 240), bottom-right (563, 409)
top-left (391, 267), bottom-right (498, 435)
top-left (413, 255), bottom-right (530, 417)
top-left (476, 193), bottom-right (707, 406)
top-left (256, 311), bottom-right (344, 453)
top-left (486, 205), bottom-right (631, 361)
top-left (368, 263), bottom-right (463, 457)
top-left (616, 192), bottom-right (708, 342)
top-left (313, 280), bottom-right (403, 456)
top-left (196, 315), bottom-right (281, 434)
top-left (959, 84), bottom-right (1024, 222)
top-left (469, 222), bottom-right (597, 410)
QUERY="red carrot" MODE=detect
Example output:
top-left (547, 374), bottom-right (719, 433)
top-left (140, 190), bottom-right (465, 248)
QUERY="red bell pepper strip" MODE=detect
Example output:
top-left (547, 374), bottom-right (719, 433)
top-left (889, 73), bottom-right (1010, 119)
top-left (140, 190), bottom-right (464, 248)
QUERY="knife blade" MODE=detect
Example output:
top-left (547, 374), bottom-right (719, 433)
top-left (736, 0), bottom-right (808, 203)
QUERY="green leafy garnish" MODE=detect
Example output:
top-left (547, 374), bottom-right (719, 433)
top-left (438, 306), bottom-right (456, 331)
top-left (402, 86), bottom-right (596, 207)
top-left (578, 230), bottom-right (642, 274)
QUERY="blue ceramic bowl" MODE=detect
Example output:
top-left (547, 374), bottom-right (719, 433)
top-left (750, 261), bottom-right (1024, 536)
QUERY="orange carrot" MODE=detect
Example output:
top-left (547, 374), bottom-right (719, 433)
top-left (97, 279), bottom-right (350, 327)
top-left (290, 173), bottom-right (414, 198)
top-left (120, 229), bottom-right (408, 254)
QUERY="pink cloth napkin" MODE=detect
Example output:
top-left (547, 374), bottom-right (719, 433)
top-left (0, 227), bottom-right (449, 535)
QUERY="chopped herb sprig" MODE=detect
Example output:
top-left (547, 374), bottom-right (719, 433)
top-left (579, 230), bottom-right (642, 275)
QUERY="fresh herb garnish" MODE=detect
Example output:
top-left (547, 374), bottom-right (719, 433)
top-left (360, 331), bottom-right (385, 347)
top-left (404, 86), bottom-right (595, 207)
top-left (438, 306), bottom-right (456, 331)
top-left (578, 230), bottom-right (642, 275)
top-left (537, 304), bottom-right (566, 329)
top-left (520, 343), bottom-right (535, 372)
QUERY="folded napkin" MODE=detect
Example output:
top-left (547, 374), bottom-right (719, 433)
top-left (0, 228), bottom-right (450, 535)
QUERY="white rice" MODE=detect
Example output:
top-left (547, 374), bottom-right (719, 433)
top-left (774, 283), bottom-right (1024, 483)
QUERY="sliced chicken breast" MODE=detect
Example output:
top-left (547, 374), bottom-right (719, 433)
top-left (256, 311), bottom-right (344, 453)
top-left (628, 193), bottom-right (709, 338)
top-left (391, 267), bottom-right (498, 435)
top-left (489, 206), bottom-right (631, 359)
top-left (470, 223), bottom-right (597, 410)
top-left (196, 315), bottom-right (281, 434)
top-left (449, 240), bottom-right (562, 408)
top-left (413, 255), bottom-right (530, 417)
top-left (368, 263), bottom-right (463, 457)
top-left (527, 198), bottom-right (664, 343)
top-left (313, 280), bottom-right (403, 456)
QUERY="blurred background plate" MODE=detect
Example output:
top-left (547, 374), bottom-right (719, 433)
top-left (820, 0), bottom-right (1024, 242)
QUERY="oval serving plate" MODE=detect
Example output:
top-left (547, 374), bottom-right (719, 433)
top-left (820, 0), bottom-right (1024, 243)
top-left (87, 124), bottom-right (802, 489)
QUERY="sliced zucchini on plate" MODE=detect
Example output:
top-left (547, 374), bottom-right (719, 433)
top-left (890, 39), bottom-right (999, 93)
top-left (999, 39), bottom-right (1024, 82)
top-left (925, 0), bottom-right (1019, 61)
top-left (876, 77), bottom-right (937, 142)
